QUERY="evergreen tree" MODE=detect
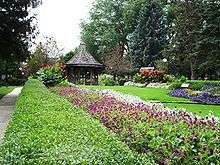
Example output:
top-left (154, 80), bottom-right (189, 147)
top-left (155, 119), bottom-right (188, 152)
top-left (0, 0), bottom-right (40, 80)
top-left (197, 0), bottom-right (220, 79)
top-left (129, 0), bottom-right (167, 69)
top-left (163, 0), bottom-right (203, 79)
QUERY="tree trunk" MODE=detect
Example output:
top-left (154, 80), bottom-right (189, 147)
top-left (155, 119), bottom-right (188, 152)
top-left (190, 60), bottom-right (197, 80)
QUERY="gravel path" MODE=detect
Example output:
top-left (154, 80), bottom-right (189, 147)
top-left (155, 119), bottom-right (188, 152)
top-left (0, 87), bottom-right (22, 143)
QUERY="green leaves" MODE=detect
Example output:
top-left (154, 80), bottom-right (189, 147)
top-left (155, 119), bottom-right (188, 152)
top-left (0, 79), bottom-right (149, 164)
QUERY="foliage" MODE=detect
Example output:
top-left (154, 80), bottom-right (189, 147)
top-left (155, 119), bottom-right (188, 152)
top-left (0, 86), bottom-right (15, 99)
top-left (55, 86), bottom-right (220, 164)
top-left (99, 74), bottom-right (115, 86)
top-left (129, 0), bottom-right (167, 68)
top-left (163, 0), bottom-right (220, 79)
top-left (186, 80), bottom-right (220, 90)
top-left (0, 0), bottom-right (41, 81)
top-left (168, 76), bottom-right (188, 90)
top-left (104, 46), bottom-right (131, 76)
top-left (163, 74), bottom-right (176, 83)
top-left (81, 0), bottom-right (129, 62)
top-left (61, 48), bottom-right (79, 63)
top-left (37, 64), bottom-right (63, 87)
top-left (140, 69), bottom-right (165, 83)
top-left (0, 79), bottom-right (149, 164)
top-left (27, 43), bottom-right (48, 75)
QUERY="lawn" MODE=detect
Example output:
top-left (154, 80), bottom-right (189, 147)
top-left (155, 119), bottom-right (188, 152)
top-left (0, 86), bottom-right (15, 99)
top-left (83, 86), bottom-right (220, 117)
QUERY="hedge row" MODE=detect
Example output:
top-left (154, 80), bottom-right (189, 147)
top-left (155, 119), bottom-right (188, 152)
top-left (0, 79), bottom-right (150, 164)
top-left (186, 80), bottom-right (220, 90)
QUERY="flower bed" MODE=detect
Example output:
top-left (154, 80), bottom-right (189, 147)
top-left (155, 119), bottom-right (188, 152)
top-left (52, 86), bottom-right (220, 165)
top-left (0, 80), bottom-right (148, 164)
top-left (169, 89), bottom-right (220, 104)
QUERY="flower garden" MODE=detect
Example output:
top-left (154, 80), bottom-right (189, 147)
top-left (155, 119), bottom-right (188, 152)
top-left (50, 85), bottom-right (220, 164)
top-left (1, 64), bottom-right (220, 164)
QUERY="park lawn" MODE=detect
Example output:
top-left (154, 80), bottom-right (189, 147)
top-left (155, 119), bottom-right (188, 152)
top-left (0, 86), bottom-right (15, 99)
top-left (83, 86), bottom-right (220, 117)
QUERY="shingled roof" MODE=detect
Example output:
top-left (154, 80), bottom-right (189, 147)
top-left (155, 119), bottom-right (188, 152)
top-left (66, 43), bottom-right (103, 68)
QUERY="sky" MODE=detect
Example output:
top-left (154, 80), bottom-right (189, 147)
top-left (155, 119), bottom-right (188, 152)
top-left (36, 0), bottom-right (94, 53)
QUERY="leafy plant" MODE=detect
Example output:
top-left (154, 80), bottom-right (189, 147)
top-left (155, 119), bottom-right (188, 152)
top-left (0, 79), bottom-right (149, 164)
top-left (37, 64), bottom-right (63, 86)
top-left (99, 74), bottom-right (115, 86)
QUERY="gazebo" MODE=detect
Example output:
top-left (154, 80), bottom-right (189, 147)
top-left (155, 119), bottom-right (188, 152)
top-left (66, 43), bottom-right (103, 85)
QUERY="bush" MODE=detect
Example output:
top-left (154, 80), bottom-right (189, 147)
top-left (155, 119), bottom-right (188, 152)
top-left (168, 81), bottom-right (183, 90)
top-left (140, 69), bottom-right (165, 83)
top-left (186, 80), bottom-right (220, 90)
top-left (99, 74), bottom-right (115, 86)
top-left (163, 74), bottom-right (176, 83)
top-left (0, 79), bottom-right (149, 164)
top-left (37, 64), bottom-right (63, 87)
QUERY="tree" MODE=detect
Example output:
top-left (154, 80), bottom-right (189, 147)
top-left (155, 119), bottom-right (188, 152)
top-left (27, 43), bottom-right (48, 75)
top-left (0, 0), bottom-right (41, 81)
top-left (61, 48), bottom-right (79, 63)
top-left (104, 46), bottom-right (131, 77)
top-left (196, 0), bottom-right (220, 79)
top-left (81, 0), bottom-right (129, 62)
top-left (129, 0), bottom-right (167, 69)
top-left (163, 0), bottom-right (204, 79)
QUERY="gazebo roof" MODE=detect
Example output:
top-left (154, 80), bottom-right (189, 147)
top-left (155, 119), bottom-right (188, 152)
top-left (67, 43), bottom-right (103, 68)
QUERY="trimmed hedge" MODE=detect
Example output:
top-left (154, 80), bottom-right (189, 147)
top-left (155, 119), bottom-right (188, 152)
top-left (0, 79), bottom-right (150, 164)
top-left (186, 80), bottom-right (220, 90)
top-left (0, 86), bottom-right (15, 99)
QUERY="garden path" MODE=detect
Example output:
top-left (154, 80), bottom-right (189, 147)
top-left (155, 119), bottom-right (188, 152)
top-left (0, 87), bottom-right (22, 143)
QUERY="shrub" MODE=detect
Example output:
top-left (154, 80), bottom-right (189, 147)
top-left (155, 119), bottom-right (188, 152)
top-left (186, 80), bottom-right (220, 90)
top-left (140, 69), bottom-right (165, 83)
top-left (0, 79), bottom-right (149, 164)
top-left (163, 74), bottom-right (176, 83)
top-left (99, 74), bottom-right (115, 86)
top-left (37, 64), bottom-right (63, 86)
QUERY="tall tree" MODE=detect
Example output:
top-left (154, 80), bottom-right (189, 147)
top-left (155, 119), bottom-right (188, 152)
top-left (0, 0), bottom-right (40, 80)
top-left (81, 0), bottom-right (129, 62)
top-left (129, 0), bottom-right (167, 68)
top-left (197, 0), bottom-right (220, 79)
top-left (163, 0), bottom-right (203, 79)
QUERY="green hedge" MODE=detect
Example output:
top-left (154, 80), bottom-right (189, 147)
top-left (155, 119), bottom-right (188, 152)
top-left (0, 86), bottom-right (15, 99)
top-left (186, 80), bottom-right (220, 90)
top-left (0, 79), bottom-right (149, 164)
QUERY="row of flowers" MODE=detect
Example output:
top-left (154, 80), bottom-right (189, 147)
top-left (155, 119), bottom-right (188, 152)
top-left (51, 87), bottom-right (220, 165)
top-left (169, 89), bottom-right (220, 104)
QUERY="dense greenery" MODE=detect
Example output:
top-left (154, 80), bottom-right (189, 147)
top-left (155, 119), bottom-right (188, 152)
top-left (0, 0), bottom-right (41, 81)
top-left (81, 0), bottom-right (220, 79)
top-left (129, 0), bottom-right (167, 68)
top-left (83, 86), bottom-right (220, 117)
top-left (0, 86), bottom-right (15, 99)
top-left (0, 79), bottom-right (149, 164)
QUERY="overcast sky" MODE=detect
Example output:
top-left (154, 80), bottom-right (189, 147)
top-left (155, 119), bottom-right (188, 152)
top-left (36, 0), bottom-right (94, 53)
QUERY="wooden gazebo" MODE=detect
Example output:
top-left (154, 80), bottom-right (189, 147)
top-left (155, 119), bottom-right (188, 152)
top-left (66, 43), bottom-right (103, 85)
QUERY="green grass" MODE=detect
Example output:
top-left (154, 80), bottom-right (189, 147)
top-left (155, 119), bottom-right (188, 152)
top-left (0, 80), bottom-right (149, 164)
top-left (0, 86), bottom-right (15, 99)
top-left (83, 86), bottom-right (220, 117)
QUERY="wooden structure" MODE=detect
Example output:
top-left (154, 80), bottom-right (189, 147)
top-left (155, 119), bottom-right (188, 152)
top-left (66, 43), bottom-right (103, 85)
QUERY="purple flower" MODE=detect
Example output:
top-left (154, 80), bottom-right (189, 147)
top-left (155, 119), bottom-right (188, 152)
top-left (169, 89), bottom-right (189, 98)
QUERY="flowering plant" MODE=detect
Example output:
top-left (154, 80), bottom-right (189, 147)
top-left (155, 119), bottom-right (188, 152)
top-left (51, 86), bottom-right (220, 164)
top-left (37, 64), bottom-right (63, 86)
top-left (169, 89), bottom-right (220, 104)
